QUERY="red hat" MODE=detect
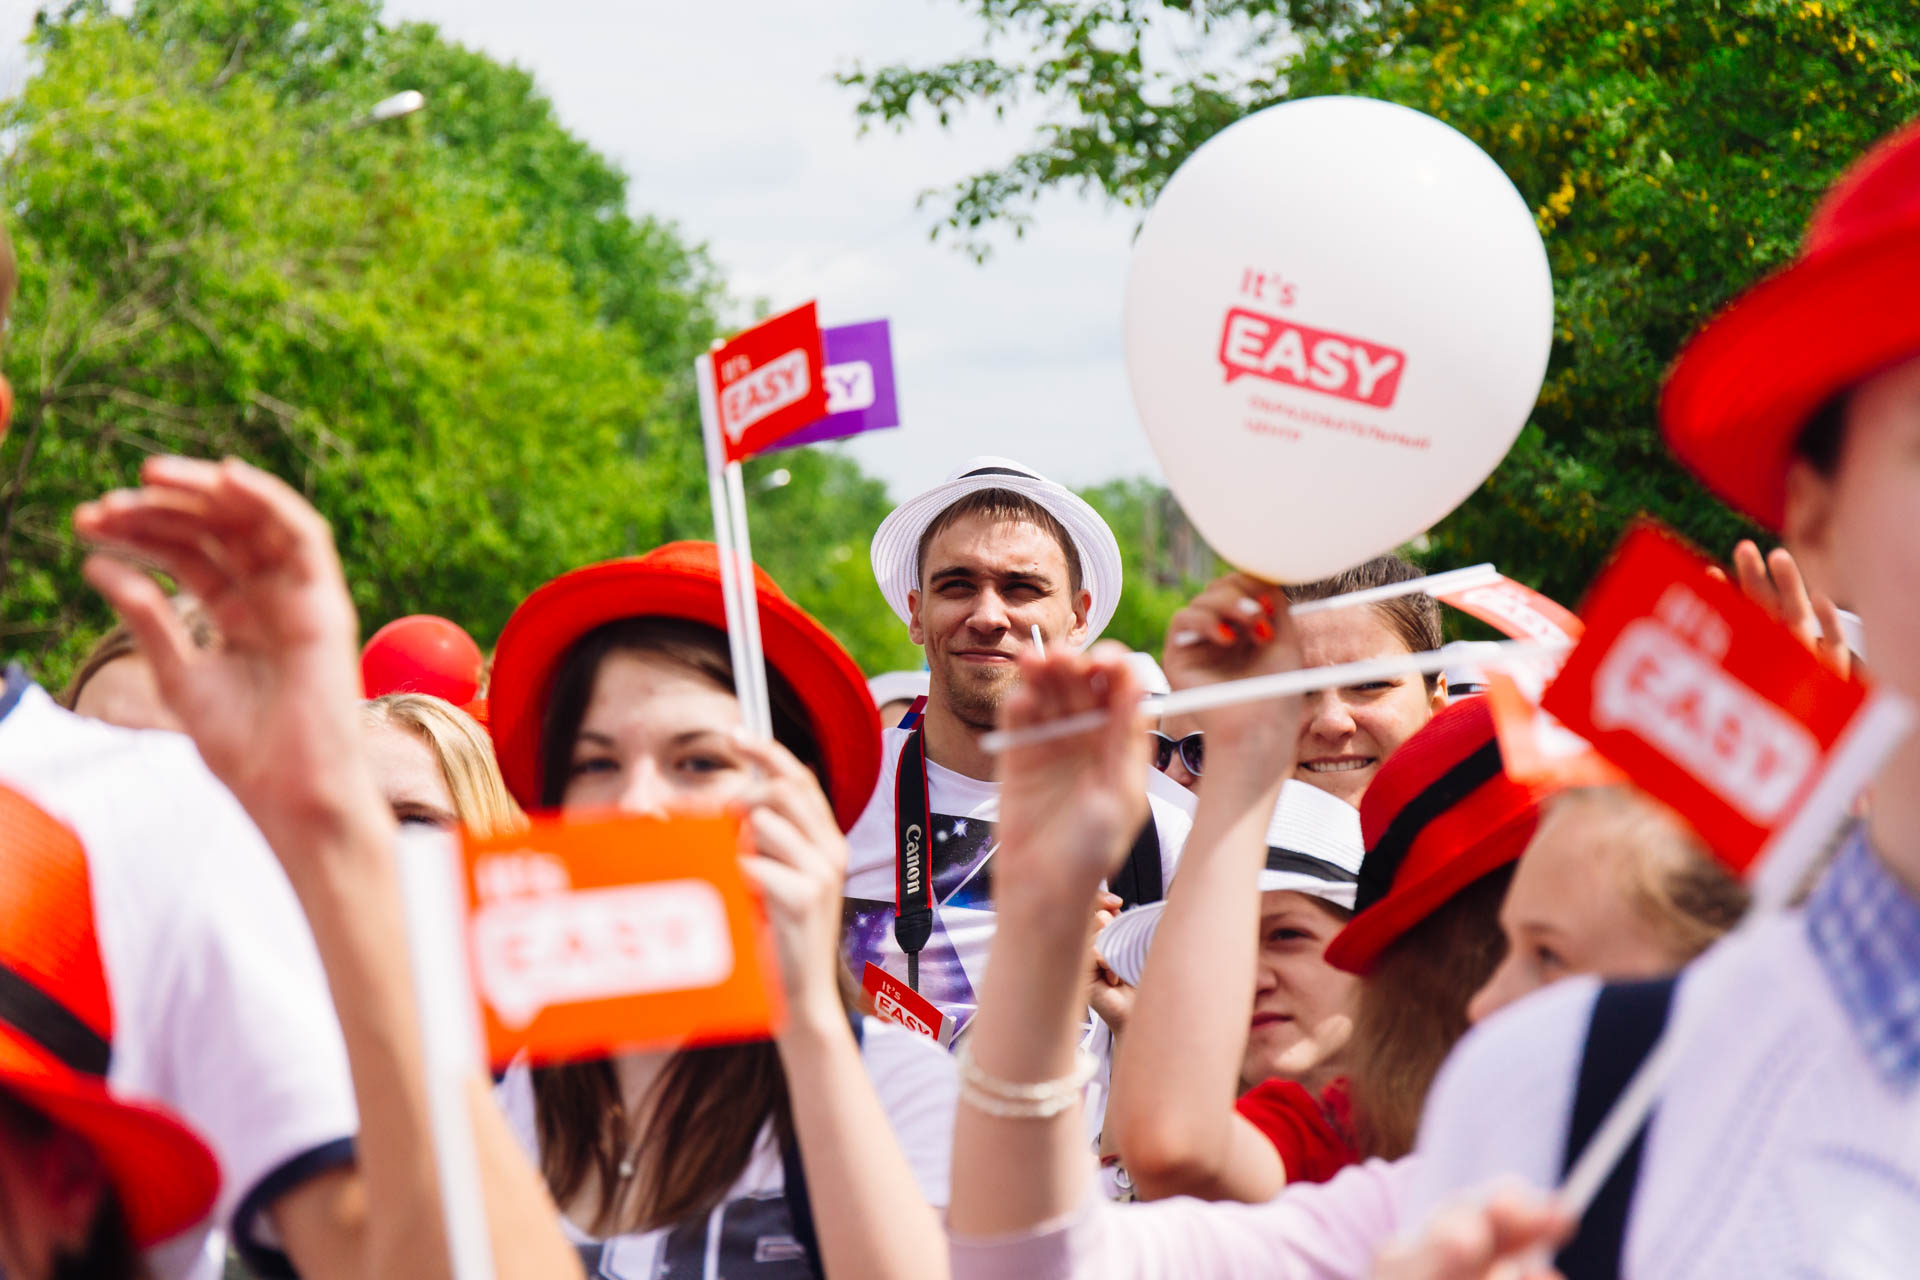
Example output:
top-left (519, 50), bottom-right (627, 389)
top-left (1324, 699), bottom-right (1553, 975)
top-left (361, 615), bottom-right (486, 706)
top-left (488, 543), bottom-right (881, 831)
top-left (0, 785), bottom-right (220, 1246)
top-left (1664, 116), bottom-right (1920, 532)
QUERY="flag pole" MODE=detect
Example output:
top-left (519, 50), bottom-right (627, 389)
top-left (696, 350), bottom-right (764, 733)
top-left (722, 458), bottom-right (774, 738)
top-left (396, 831), bottom-right (497, 1280)
top-left (1555, 687), bottom-right (1914, 1219)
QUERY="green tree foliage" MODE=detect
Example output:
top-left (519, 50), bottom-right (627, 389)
top-left (1079, 476), bottom-right (1221, 657)
top-left (3, 0), bottom-right (910, 683)
top-left (742, 447), bottom-right (925, 675)
top-left (843, 0), bottom-right (1920, 604)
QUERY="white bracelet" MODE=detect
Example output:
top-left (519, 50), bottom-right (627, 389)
top-left (954, 1042), bottom-right (1097, 1119)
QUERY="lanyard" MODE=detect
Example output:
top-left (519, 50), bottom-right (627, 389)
top-left (893, 699), bottom-right (935, 990)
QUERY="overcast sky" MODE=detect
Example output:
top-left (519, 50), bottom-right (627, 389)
top-left (0, 0), bottom-right (1171, 501)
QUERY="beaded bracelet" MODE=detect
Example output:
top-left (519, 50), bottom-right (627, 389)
top-left (954, 1042), bottom-right (1098, 1119)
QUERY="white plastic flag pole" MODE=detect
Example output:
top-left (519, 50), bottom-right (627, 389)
top-left (1168, 564), bottom-right (1500, 645)
top-left (1555, 687), bottom-right (1914, 1220)
top-left (1290, 562), bottom-right (1498, 616)
top-left (396, 830), bottom-right (497, 1280)
top-left (1030, 624), bottom-right (1046, 659)
top-left (722, 458), bottom-right (775, 739)
top-left (982, 639), bottom-right (1562, 755)
top-left (695, 352), bottom-right (767, 738)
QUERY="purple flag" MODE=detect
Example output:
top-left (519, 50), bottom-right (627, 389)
top-left (769, 320), bottom-right (900, 450)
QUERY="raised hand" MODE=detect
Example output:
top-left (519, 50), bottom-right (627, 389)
top-left (73, 456), bottom-right (384, 857)
top-left (731, 731), bottom-right (856, 1030)
top-left (995, 641), bottom-right (1151, 907)
top-left (1160, 572), bottom-right (1303, 785)
top-left (1711, 539), bottom-right (1852, 679)
top-left (1087, 891), bottom-right (1133, 1032)
top-left (1371, 1185), bottom-right (1572, 1280)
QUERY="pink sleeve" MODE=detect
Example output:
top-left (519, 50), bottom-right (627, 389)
top-left (948, 1158), bottom-right (1414, 1280)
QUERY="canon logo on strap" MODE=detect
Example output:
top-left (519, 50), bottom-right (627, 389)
top-left (903, 824), bottom-right (925, 897)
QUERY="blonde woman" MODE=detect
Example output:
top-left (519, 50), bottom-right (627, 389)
top-left (361, 693), bottom-right (522, 836)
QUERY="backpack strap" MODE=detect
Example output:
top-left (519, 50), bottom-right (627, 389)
top-left (782, 1012), bottom-right (866, 1278)
top-left (1108, 812), bottom-right (1163, 910)
top-left (1553, 976), bottom-right (1678, 1280)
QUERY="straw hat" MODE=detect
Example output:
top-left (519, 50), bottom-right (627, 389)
top-left (869, 457), bottom-right (1124, 645)
top-left (1095, 780), bottom-right (1364, 987)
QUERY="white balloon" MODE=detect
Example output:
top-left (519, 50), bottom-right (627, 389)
top-left (1124, 96), bottom-right (1554, 582)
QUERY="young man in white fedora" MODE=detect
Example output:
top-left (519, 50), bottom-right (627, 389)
top-left (840, 457), bottom-right (1195, 1042)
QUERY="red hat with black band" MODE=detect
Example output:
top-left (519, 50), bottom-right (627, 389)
top-left (1324, 698), bottom-right (1555, 975)
top-left (488, 542), bottom-right (881, 831)
top-left (1664, 115), bottom-right (1920, 533)
top-left (0, 784), bottom-right (220, 1247)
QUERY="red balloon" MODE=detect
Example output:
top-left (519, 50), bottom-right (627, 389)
top-left (361, 615), bottom-right (484, 705)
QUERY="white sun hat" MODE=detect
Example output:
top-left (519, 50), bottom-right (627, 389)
top-left (869, 456), bottom-right (1124, 647)
top-left (866, 669), bottom-right (930, 710)
top-left (1095, 780), bottom-right (1364, 989)
top-left (1126, 650), bottom-right (1172, 697)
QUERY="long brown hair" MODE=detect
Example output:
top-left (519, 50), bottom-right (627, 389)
top-left (1344, 866), bottom-right (1513, 1159)
top-left (529, 616), bottom-right (855, 1234)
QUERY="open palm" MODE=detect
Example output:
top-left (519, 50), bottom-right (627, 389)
top-left (994, 642), bottom-right (1150, 902)
top-left (75, 456), bottom-right (376, 853)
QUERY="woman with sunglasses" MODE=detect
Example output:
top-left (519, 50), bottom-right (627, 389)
top-left (1150, 555), bottom-right (1444, 806)
top-left (485, 543), bottom-right (955, 1280)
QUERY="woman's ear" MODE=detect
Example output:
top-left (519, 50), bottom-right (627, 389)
top-left (1783, 458), bottom-right (1845, 604)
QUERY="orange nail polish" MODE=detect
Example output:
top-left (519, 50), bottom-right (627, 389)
top-left (1253, 619), bottom-right (1274, 643)
top-left (1215, 622), bottom-right (1236, 644)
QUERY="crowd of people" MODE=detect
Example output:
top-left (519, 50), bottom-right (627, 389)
top-left (2, 111), bottom-right (1918, 1280)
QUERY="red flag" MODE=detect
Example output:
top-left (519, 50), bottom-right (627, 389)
top-left (710, 302), bottom-right (830, 463)
top-left (1541, 524), bottom-right (1867, 874)
top-left (1435, 573), bottom-right (1583, 647)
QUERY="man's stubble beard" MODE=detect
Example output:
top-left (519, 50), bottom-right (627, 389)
top-left (938, 658), bottom-right (1020, 732)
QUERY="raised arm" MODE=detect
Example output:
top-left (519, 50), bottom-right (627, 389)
top-left (949, 641), bottom-right (1151, 1239)
top-left (75, 456), bottom-right (581, 1280)
top-left (1108, 574), bottom-right (1305, 1202)
top-left (732, 732), bottom-right (953, 1280)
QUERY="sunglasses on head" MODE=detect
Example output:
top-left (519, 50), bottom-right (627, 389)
top-left (1148, 730), bottom-right (1204, 777)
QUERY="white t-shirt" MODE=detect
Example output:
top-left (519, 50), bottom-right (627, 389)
top-left (1410, 910), bottom-right (1920, 1277)
top-left (499, 1016), bottom-right (956, 1278)
top-left (0, 674), bottom-right (358, 1279)
top-left (842, 725), bottom-right (1194, 1038)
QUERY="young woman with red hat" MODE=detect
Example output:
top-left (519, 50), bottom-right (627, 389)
top-left (484, 542), bottom-right (956, 1280)
top-left (0, 785), bottom-right (219, 1280)
top-left (1383, 116), bottom-right (1920, 1280)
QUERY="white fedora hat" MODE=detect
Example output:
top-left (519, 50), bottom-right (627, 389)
top-left (866, 669), bottom-right (930, 709)
top-left (869, 456), bottom-right (1124, 646)
top-left (1095, 780), bottom-right (1364, 988)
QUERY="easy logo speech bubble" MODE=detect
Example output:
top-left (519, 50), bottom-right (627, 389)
top-left (472, 879), bottom-right (735, 1030)
top-left (720, 349), bottom-right (811, 441)
top-left (1217, 307), bottom-right (1406, 408)
top-left (1592, 619), bottom-right (1817, 824)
